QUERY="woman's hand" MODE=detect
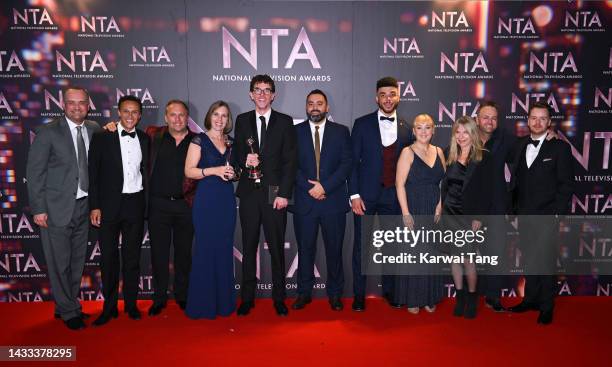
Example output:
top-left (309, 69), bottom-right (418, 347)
top-left (403, 213), bottom-right (414, 230)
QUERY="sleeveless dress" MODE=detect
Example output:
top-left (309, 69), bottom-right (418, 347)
top-left (393, 147), bottom-right (445, 307)
top-left (185, 133), bottom-right (236, 319)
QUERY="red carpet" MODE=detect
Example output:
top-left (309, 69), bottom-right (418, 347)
top-left (1, 297), bottom-right (611, 366)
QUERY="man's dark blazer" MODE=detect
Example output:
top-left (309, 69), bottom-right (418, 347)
top-left (291, 120), bottom-right (352, 216)
top-left (88, 128), bottom-right (150, 220)
top-left (233, 109), bottom-right (297, 199)
top-left (508, 137), bottom-right (573, 215)
top-left (485, 128), bottom-right (517, 215)
top-left (441, 149), bottom-right (496, 216)
top-left (348, 111), bottom-right (414, 202)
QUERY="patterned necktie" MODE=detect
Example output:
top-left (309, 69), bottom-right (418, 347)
top-left (314, 126), bottom-right (321, 181)
top-left (76, 126), bottom-right (88, 191)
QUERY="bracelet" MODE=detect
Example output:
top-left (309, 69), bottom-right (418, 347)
top-left (201, 168), bottom-right (206, 177)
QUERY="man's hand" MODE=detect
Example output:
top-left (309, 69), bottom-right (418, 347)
top-left (273, 197), bottom-right (288, 210)
top-left (103, 121), bottom-right (118, 132)
top-left (351, 197), bottom-right (366, 216)
top-left (472, 220), bottom-right (482, 231)
top-left (33, 213), bottom-right (48, 228)
top-left (246, 153), bottom-right (260, 167)
top-left (307, 180), bottom-right (326, 200)
top-left (90, 209), bottom-right (102, 227)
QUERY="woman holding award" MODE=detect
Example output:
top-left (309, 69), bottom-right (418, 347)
top-left (184, 100), bottom-right (237, 319)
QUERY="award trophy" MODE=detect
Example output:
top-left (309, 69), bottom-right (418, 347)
top-left (224, 136), bottom-right (240, 181)
top-left (246, 137), bottom-right (263, 188)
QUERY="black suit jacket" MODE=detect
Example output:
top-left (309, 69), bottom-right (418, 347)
top-left (442, 149), bottom-right (495, 216)
top-left (508, 136), bottom-right (574, 215)
top-left (88, 128), bottom-right (150, 220)
top-left (233, 109), bottom-right (297, 199)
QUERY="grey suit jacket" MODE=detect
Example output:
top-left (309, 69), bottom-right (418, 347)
top-left (26, 117), bottom-right (101, 226)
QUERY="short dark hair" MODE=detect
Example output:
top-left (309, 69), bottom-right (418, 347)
top-left (306, 89), bottom-right (328, 103)
top-left (62, 86), bottom-right (89, 99)
top-left (118, 95), bottom-right (142, 112)
top-left (528, 101), bottom-right (551, 117)
top-left (376, 76), bottom-right (398, 90)
top-left (165, 99), bottom-right (189, 115)
top-left (204, 100), bottom-right (233, 134)
top-left (477, 100), bottom-right (499, 115)
top-left (250, 74), bottom-right (275, 93)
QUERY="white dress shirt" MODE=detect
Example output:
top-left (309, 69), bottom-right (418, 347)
top-left (377, 110), bottom-right (398, 147)
top-left (309, 118), bottom-right (326, 147)
top-left (66, 117), bottom-right (90, 199)
top-left (256, 109), bottom-right (272, 145)
top-left (526, 133), bottom-right (547, 169)
top-left (117, 124), bottom-right (143, 193)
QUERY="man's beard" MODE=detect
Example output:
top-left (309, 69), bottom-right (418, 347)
top-left (308, 110), bottom-right (327, 123)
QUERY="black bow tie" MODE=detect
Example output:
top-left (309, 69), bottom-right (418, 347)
top-left (528, 137), bottom-right (540, 148)
top-left (379, 116), bottom-right (395, 122)
top-left (121, 130), bottom-right (136, 138)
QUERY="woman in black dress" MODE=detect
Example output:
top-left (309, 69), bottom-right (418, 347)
top-left (441, 116), bottom-right (494, 319)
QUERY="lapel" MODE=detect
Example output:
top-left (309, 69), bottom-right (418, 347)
top-left (248, 111), bottom-right (260, 154)
top-left (111, 130), bottom-right (123, 175)
top-left (300, 121), bottom-right (316, 173)
top-left (396, 116), bottom-right (408, 156)
top-left (84, 120), bottom-right (96, 142)
top-left (263, 110), bottom-right (277, 155)
top-left (320, 121), bottom-right (330, 161)
top-left (137, 129), bottom-right (147, 174)
top-left (529, 138), bottom-right (551, 171)
top-left (59, 117), bottom-right (77, 165)
top-left (370, 112), bottom-right (383, 155)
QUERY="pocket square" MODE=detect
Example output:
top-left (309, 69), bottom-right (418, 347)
top-left (542, 158), bottom-right (552, 162)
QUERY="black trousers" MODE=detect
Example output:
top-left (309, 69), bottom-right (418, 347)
top-left (148, 196), bottom-right (194, 305)
top-left (98, 191), bottom-right (145, 312)
top-left (239, 188), bottom-right (287, 303)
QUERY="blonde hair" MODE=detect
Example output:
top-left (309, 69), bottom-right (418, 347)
top-left (446, 115), bottom-right (485, 166)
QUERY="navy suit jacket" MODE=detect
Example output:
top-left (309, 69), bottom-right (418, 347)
top-left (348, 111), bottom-right (414, 202)
top-left (291, 120), bottom-right (352, 216)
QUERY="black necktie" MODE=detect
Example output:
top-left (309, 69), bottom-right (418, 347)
top-left (379, 116), bottom-right (395, 122)
top-left (259, 116), bottom-right (266, 150)
top-left (528, 138), bottom-right (540, 148)
top-left (121, 130), bottom-right (136, 138)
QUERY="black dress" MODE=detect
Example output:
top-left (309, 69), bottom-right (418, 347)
top-left (442, 161), bottom-right (475, 254)
top-left (393, 148), bottom-right (445, 308)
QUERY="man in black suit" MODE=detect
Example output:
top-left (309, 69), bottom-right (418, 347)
top-left (88, 95), bottom-right (150, 326)
top-left (290, 90), bottom-right (352, 311)
top-left (26, 86), bottom-right (100, 330)
top-left (507, 101), bottom-right (573, 325)
top-left (348, 77), bottom-right (414, 311)
top-left (233, 74), bottom-right (297, 316)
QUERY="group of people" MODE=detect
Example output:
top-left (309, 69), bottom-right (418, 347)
top-left (26, 75), bottom-right (573, 331)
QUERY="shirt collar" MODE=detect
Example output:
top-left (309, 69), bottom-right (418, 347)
top-left (309, 118), bottom-right (326, 130)
top-left (377, 110), bottom-right (397, 124)
top-left (256, 109), bottom-right (272, 122)
top-left (65, 117), bottom-right (84, 130)
top-left (530, 133), bottom-right (547, 144)
top-left (117, 123), bottom-right (136, 134)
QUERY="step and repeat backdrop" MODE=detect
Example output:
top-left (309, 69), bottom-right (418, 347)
top-left (1, 1), bottom-right (610, 302)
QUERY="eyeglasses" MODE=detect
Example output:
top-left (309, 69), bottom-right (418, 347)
top-left (253, 88), bottom-right (273, 95)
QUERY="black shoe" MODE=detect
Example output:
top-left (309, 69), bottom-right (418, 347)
top-left (274, 301), bottom-right (289, 317)
top-left (291, 295), bottom-right (312, 310)
top-left (64, 316), bottom-right (86, 331)
top-left (509, 302), bottom-right (538, 313)
top-left (537, 309), bottom-right (553, 325)
top-left (484, 297), bottom-right (506, 312)
top-left (464, 291), bottom-right (478, 319)
top-left (126, 307), bottom-right (142, 320)
top-left (453, 289), bottom-right (465, 317)
top-left (148, 303), bottom-right (166, 316)
top-left (237, 301), bottom-right (254, 316)
top-left (352, 296), bottom-right (365, 312)
top-left (177, 300), bottom-right (187, 310)
top-left (92, 308), bottom-right (118, 327)
top-left (55, 312), bottom-right (91, 320)
top-left (329, 296), bottom-right (343, 311)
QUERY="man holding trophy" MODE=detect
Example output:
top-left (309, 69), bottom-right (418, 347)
top-left (232, 74), bottom-right (298, 317)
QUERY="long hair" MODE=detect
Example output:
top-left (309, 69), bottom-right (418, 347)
top-left (446, 115), bottom-right (485, 166)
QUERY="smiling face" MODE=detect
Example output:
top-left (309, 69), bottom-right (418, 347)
top-left (476, 105), bottom-right (498, 135)
top-left (306, 93), bottom-right (328, 123)
top-left (455, 123), bottom-right (473, 151)
top-left (528, 107), bottom-right (551, 138)
top-left (118, 100), bottom-right (141, 131)
top-left (63, 89), bottom-right (89, 124)
top-left (413, 115), bottom-right (434, 144)
top-left (165, 102), bottom-right (188, 135)
top-left (249, 82), bottom-right (275, 113)
top-left (209, 105), bottom-right (229, 133)
top-left (376, 86), bottom-right (400, 115)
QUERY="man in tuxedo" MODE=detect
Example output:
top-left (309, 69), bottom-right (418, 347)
top-left (290, 90), bottom-right (352, 311)
top-left (507, 101), bottom-right (573, 325)
top-left (233, 74), bottom-right (297, 316)
top-left (26, 86), bottom-right (101, 330)
top-left (348, 77), bottom-right (414, 311)
top-left (88, 95), bottom-right (150, 326)
top-left (146, 100), bottom-right (195, 316)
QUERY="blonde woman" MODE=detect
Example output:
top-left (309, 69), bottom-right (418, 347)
top-left (395, 114), bottom-right (446, 314)
top-left (441, 116), bottom-right (494, 319)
